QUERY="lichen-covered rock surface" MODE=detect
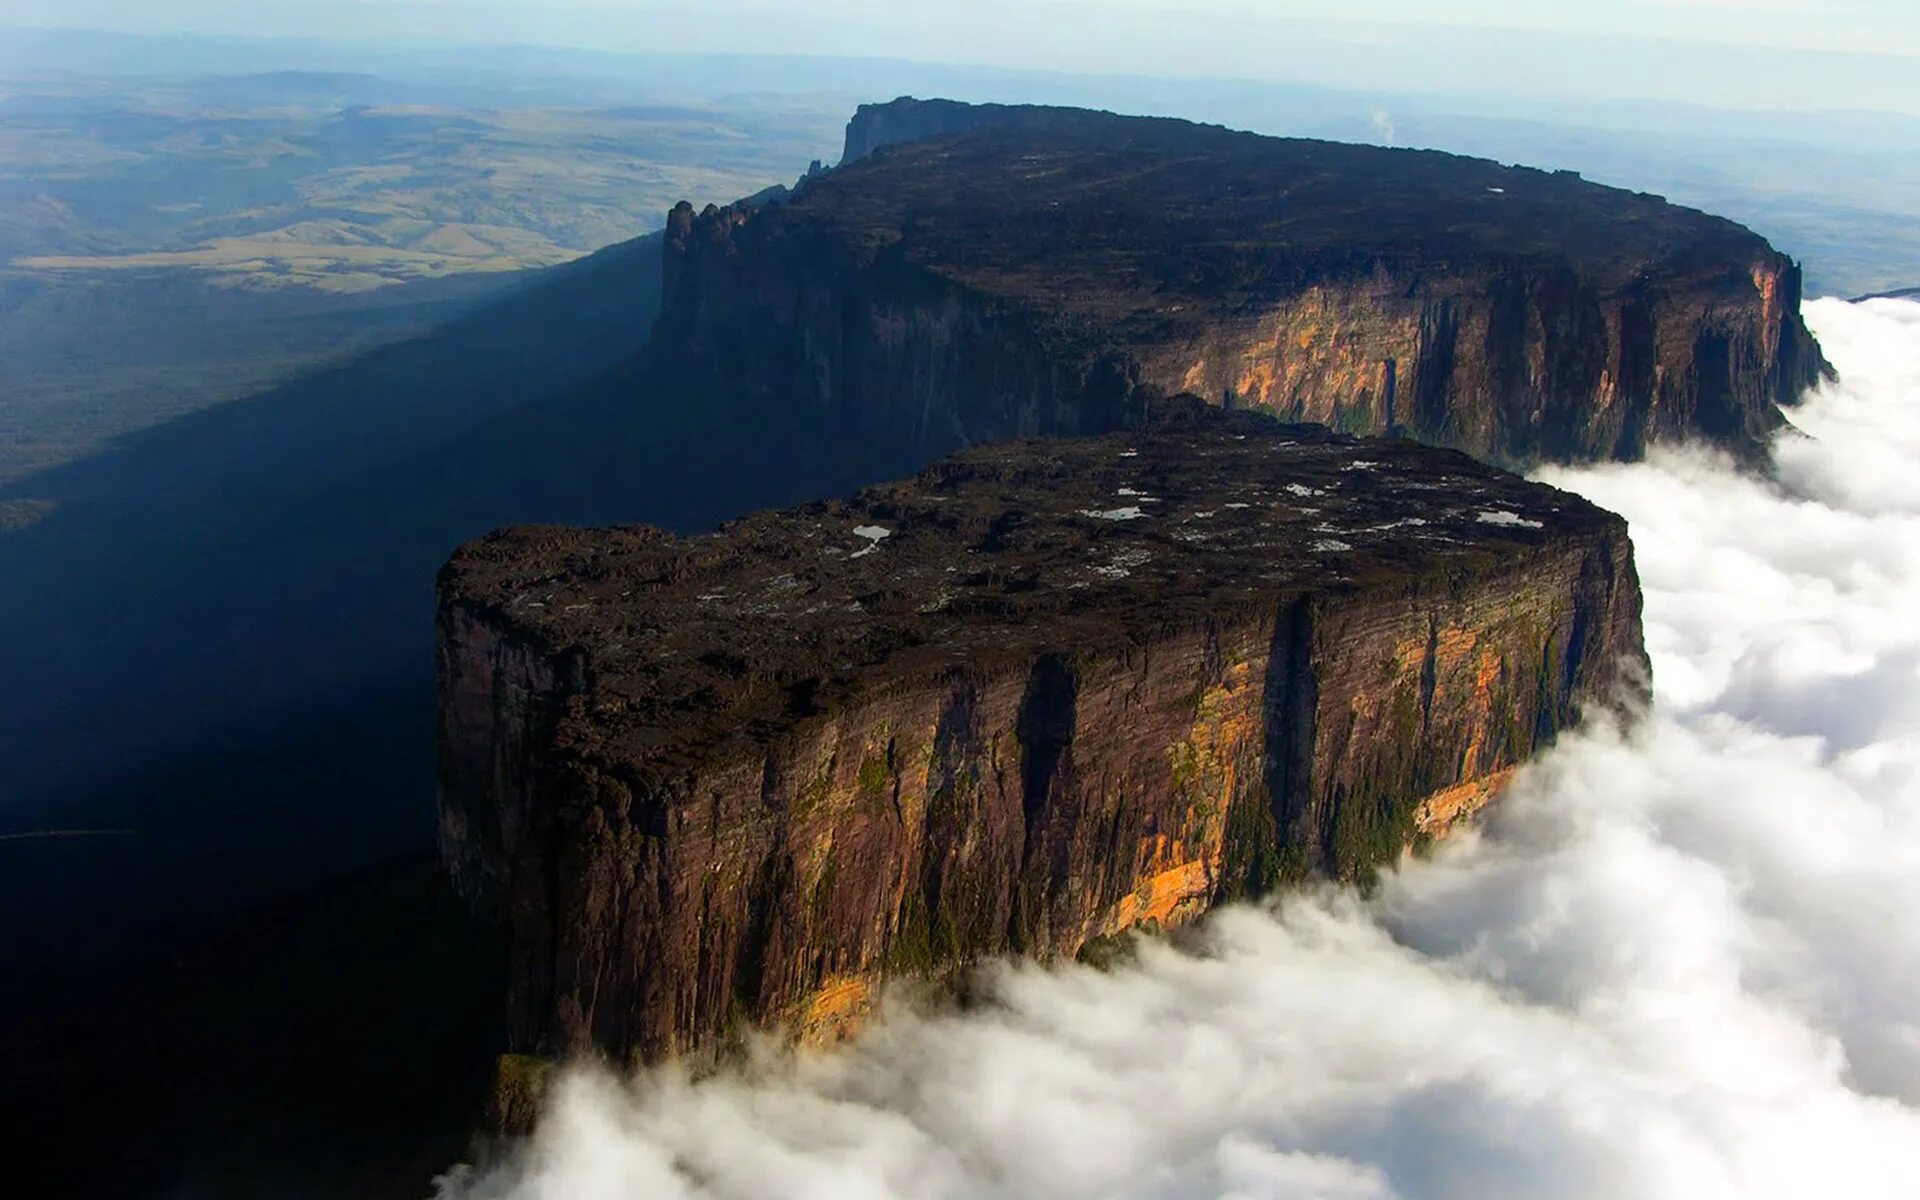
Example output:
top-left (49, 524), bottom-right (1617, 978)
top-left (657, 98), bottom-right (1827, 469)
top-left (438, 407), bottom-right (1647, 1064)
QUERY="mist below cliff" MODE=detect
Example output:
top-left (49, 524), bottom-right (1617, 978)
top-left (435, 297), bottom-right (1920, 1200)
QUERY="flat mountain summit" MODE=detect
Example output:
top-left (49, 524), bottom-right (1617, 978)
top-left (834, 100), bottom-right (1776, 297)
top-left (438, 407), bottom-right (1647, 1063)
top-left (659, 98), bottom-right (1828, 467)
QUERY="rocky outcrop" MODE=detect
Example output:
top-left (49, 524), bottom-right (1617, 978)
top-left (840, 97), bottom-right (1036, 164)
top-left (437, 408), bottom-right (1647, 1065)
top-left (660, 99), bottom-right (1829, 468)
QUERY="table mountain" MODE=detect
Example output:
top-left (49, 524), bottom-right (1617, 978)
top-left (437, 407), bottom-right (1647, 1064)
top-left (658, 98), bottom-right (1828, 469)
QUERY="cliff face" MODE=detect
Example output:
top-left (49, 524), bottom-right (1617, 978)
top-left (839, 96), bottom-right (1026, 165)
top-left (658, 99), bottom-right (1829, 469)
top-left (438, 411), bottom-right (1647, 1064)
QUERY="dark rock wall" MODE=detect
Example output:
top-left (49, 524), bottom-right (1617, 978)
top-left (438, 529), bottom-right (1642, 1064)
top-left (723, 99), bottom-right (1836, 468)
top-left (1146, 257), bottom-right (1822, 464)
top-left (657, 198), bottom-right (1141, 486)
top-left (659, 194), bottom-right (1824, 469)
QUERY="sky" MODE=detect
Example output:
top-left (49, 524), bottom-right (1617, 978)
top-left (13, 0), bottom-right (1920, 57)
top-left (437, 294), bottom-right (1920, 1200)
top-left (10, 1), bottom-right (1920, 91)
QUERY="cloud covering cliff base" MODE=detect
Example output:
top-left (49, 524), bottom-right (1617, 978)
top-left (438, 298), bottom-right (1920, 1200)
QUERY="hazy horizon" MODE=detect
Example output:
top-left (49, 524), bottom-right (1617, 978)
top-left (6, 7), bottom-right (1920, 118)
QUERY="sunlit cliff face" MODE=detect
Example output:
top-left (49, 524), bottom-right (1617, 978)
top-left (438, 298), bottom-right (1920, 1200)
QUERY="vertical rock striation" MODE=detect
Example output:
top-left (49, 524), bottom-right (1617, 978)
top-left (437, 414), bottom-right (1647, 1064)
top-left (654, 100), bottom-right (1829, 470)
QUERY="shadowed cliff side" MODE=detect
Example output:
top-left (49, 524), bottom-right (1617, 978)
top-left (0, 233), bottom-right (674, 1198)
top-left (663, 98), bottom-right (1831, 470)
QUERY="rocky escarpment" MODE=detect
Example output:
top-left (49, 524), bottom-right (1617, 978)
top-left (438, 408), bottom-right (1647, 1065)
top-left (658, 99), bottom-right (1828, 469)
top-left (839, 96), bottom-right (1029, 164)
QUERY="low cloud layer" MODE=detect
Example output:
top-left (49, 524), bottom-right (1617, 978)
top-left (438, 298), bottom-right (1920, 1200)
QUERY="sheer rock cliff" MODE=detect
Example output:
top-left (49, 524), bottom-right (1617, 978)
top-left (656, 98), bottom-right (1829, 469)
top-left (437, 409), bottom-right (1647, 1064)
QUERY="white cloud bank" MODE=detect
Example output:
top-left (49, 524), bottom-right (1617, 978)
top-left (436, 298), bottom-right (1920, 1200)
